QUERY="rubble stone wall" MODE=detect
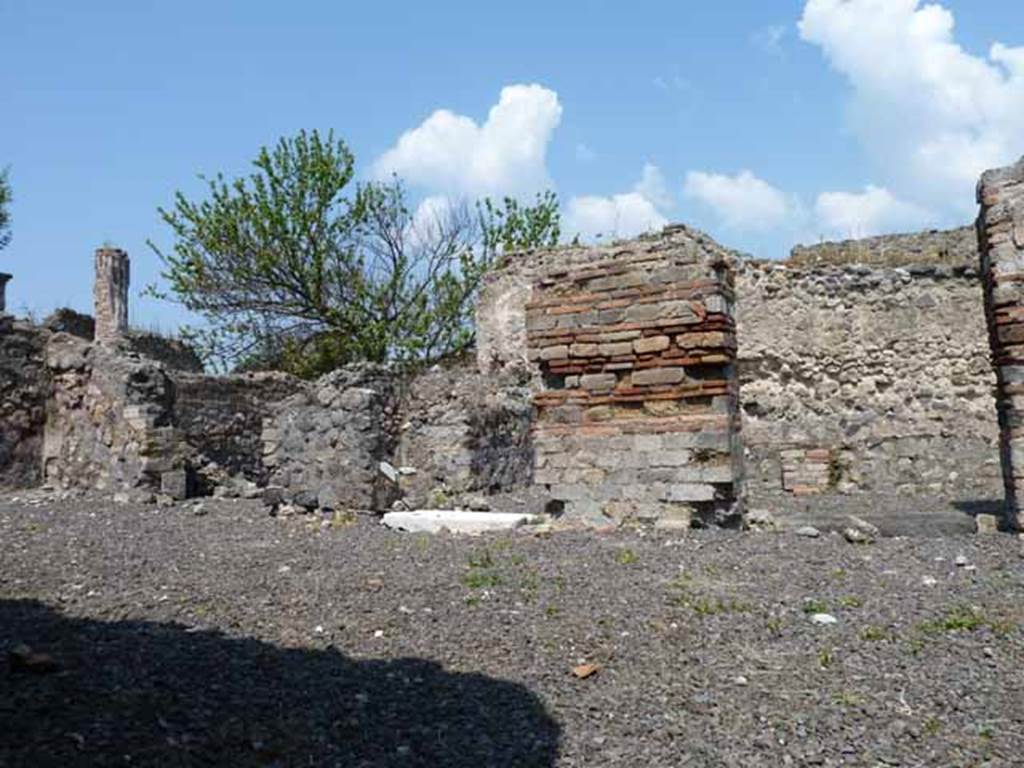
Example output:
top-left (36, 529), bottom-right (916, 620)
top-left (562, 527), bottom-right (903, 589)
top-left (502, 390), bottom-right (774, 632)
top-left (173, 372), bottom-right (298, 491)
top-left (43, 335), bottom-right (181, 494)
top-left (261, 366), bottom-right (399, 511)
top-left (392, 360), bottom-right (535, 509)
top-left (736, 245), bottom-right (1000, 505)
top-left (789, 226), bottom-right (976, 269)
top-left (0, 317), bottom-right (49, 488)
top-left (977, 156), bottom-right (1024, 530)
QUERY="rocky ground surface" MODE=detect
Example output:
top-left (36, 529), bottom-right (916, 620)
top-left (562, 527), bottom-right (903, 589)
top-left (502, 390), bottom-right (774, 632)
top-left (1, 492), bottom-right (1023, 767)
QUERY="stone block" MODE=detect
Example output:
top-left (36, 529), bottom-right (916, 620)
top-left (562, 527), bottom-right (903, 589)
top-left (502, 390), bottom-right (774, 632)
top-left (634, 335), bottom-right (670, 354)
top-left (540, 345), bottom-right (569, 361)
top-left (580, 373), bottom-right (618, 391)
top-left (570, 342), bottom-right (599, 357)
top-left (599, 342), bottom-right (634, 357)
top-left (664, 483), bottom-right (716, 502)
top-left (631, 368), bottom-right (685, 387)
top-left (381, 510), bottom-right (539, 535)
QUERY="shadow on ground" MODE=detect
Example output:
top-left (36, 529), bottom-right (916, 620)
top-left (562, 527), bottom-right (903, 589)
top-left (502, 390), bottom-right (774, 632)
top-left (0, 599), bottom-right (559, 767)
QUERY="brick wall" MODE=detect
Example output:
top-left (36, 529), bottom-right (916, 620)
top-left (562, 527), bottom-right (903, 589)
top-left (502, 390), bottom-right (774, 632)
top-left (509, 228), bottom-right (743, 528)
top-left (977, 156), bottom-right (1024, 530)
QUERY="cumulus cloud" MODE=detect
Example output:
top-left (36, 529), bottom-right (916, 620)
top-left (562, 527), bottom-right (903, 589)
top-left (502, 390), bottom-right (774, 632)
top-left (566, 165), bottom-right (671, 242)
top-left (683, 170), bottom-right (792, 231)
top-left (799, 0), bottom-right (1024, 213)
top-left (372, 84), bottom-right (562, 199)
top-left (814, 185), bottom-right (934, 239)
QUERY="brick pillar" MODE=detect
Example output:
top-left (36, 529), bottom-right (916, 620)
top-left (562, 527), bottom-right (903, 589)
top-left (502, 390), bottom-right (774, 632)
top-left (0, 272), bottom-right (10, 314)
top-left (977, 157), bottom-right (1024, 531)
top-left (94, 247), bottom-right (129, 343)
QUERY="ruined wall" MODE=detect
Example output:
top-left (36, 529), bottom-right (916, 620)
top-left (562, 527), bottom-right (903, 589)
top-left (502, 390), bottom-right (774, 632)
top-left (977, 156), bottom-right (1024, 530)
top-left (173, 372), bottom-right (297, 491)
top-left (0, 317), bottom-right (49, 488)
top-left (261, 366), bottom-right (398, 511)
top-left (789, 226), bottom-right (976, 269)
top-left (43, 334), bottom-right (182, 495)
top-left (393, 359), bottom-right (535, 510)
top-left (737, 229), bottom-right (1000, 505)
top-left (125, 332), bottom-right (204, 373)
top-left (480, 226), bottom-right (743, 528)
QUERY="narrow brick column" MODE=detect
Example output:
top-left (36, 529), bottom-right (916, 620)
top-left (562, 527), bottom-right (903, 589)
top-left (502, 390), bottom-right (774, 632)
top-left (978, 157), bottom-right (1024, 530)
top-left (94, 247), bottom-right (129, 343)
top-left (0, 272), bottom-right (10, 314)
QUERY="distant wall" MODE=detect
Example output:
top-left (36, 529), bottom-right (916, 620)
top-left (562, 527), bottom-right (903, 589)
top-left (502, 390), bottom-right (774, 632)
top-left (737, 236), bottom-right (1000, 505)
top-left (126, 332), bottom-right (204, 373)
top-left (0, 317), bottom-right (49, 488)
top-left (788, 227), bottom-right (976, 269)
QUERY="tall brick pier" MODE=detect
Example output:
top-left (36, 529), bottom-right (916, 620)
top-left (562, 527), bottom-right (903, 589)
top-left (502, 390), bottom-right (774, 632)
top-left (978, 157), bottom-right (1024, 530)
top-left (94, 247), bottom-right (129, 343)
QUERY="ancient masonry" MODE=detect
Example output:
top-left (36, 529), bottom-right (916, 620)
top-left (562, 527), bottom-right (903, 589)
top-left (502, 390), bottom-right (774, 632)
top-left (93, 247), bottom-right (129, 343)
top-left (978, 157), bottom-right (1024, 531)
top-left (3, 158), bottom-right (1024, 530)
top-left (523, 233), bottom-right (741, 527)
top-left (736, 227), bottom-right (998, 503)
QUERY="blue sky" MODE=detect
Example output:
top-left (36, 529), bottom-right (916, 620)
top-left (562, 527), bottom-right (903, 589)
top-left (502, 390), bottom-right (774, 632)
top-left (3, 0), bottom-right (1024, 330)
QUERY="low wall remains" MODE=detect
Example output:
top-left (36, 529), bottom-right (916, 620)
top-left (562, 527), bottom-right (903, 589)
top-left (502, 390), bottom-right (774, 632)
top-left (1, 212), bottom-right (1015, 530)
top-left (737, 229), bottom-right (1001, 508)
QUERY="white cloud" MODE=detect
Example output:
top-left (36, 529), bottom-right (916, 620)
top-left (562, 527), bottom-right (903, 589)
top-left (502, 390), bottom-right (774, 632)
top-left (372, 84), bottom-right (562, 199)
top-left (566, 164), bottom-right (671, 242)
top-left (814, 185), bottom-right (933, 239)
top-left (635, 163), bottom-right (674, 210)
top-left (683, 170), bottom-right (792, 231)
top-left (407, 195), bottom-right (454, 249)
top-left (799, 0), bottom-right (1024, 213)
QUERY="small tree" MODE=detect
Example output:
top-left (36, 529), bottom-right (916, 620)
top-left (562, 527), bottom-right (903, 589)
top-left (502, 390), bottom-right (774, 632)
top-left (0, 167), bottom-right (11, 252)
top-left (149, 130), bottom-right (559, 376)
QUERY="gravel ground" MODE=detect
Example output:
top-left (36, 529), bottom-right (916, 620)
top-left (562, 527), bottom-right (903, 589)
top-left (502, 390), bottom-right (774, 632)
top-left (1, 492), bottom-right (1023, 767)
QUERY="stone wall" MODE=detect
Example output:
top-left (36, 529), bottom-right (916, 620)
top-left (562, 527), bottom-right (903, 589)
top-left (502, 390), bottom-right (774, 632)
top-left (789, 227), bottom-right (976, 269)
top-left (173, 372), bottom-right (297, 491)
top-left (977, 156), bottom-right (1024, 530)
top-left (43, 334), bottom-right (181, 495)
top-left (393, 359), bottom-right (535, 510)
top-left (0, 317), bottom-right (49, 488)
top-left (480, 226), bottom-right (744, 528)
top-left (736, 241), bottom-right (1000, 507)
top-left (261, 366), bottom-right (399, 511)
top-left (125, 332), bottom-right (204, 373)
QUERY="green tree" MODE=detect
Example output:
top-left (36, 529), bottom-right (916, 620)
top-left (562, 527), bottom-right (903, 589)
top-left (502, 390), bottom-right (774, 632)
top-left (149, 130), bottom-right (559, 376)
top-left (0, 167), bottom-right (11, 252)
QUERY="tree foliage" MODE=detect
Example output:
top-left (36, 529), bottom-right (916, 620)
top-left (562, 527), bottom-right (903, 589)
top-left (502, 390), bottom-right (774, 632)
top-left (148, 130), bottom-right (560, 376)
top-left (0, 167), bottom-right (11, 252)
